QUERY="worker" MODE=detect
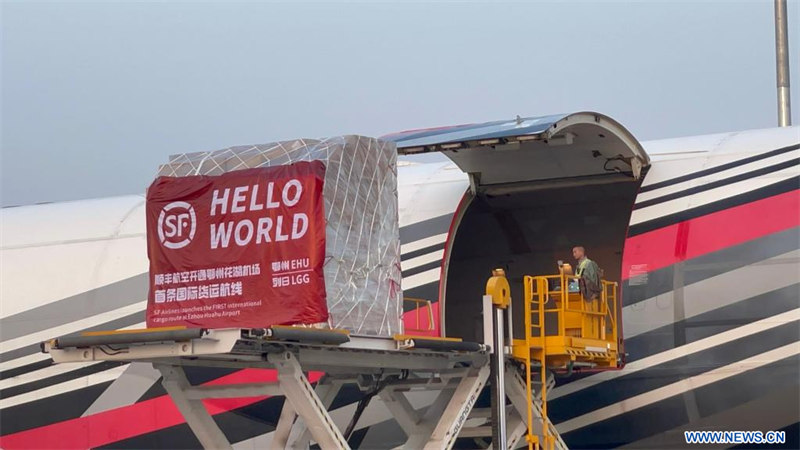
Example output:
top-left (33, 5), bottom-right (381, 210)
top-left (573, 246), bottom-right (601, 301)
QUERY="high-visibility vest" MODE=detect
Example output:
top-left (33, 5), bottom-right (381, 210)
top-left (577, 258), bottom-right (591, 277)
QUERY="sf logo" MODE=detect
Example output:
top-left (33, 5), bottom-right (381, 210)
top-left (158, 201), bottom-right (197, 249)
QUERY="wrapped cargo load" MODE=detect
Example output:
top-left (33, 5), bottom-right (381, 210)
top-left (146, 136), bottom-right (402, 337)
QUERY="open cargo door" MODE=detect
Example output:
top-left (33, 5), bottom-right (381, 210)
top-left (391, 112), bottom-right (649, 195)
top-left (387, 112), bottom-right (650, 353)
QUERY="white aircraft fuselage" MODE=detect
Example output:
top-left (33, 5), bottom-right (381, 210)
top-left (1, 117), bottom-right (798, 449)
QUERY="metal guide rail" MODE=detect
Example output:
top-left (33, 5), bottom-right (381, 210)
top-left (43, 326), bottom-right (485, 371)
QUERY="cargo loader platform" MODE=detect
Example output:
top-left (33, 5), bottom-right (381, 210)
top-left (42, 267), bottom-right (621, 450)
top-left (43, 325), bottom-right (552, 450)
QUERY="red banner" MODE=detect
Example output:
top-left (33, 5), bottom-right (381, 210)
top-left (145, 162), bottom-right (328, 329)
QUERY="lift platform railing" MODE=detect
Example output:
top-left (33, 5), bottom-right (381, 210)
top-left (515, 270), bottom-right (619, 369)
top-left (403, 297), bottom-right (436, 333)
top-left (602, 279), bottom-right (619, 348)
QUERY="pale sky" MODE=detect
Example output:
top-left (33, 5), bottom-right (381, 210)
top-left (2, 1), bottom-right (798, 206)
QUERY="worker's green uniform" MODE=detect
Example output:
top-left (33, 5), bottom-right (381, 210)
top-left (577, 257), bottom-right (601, 300)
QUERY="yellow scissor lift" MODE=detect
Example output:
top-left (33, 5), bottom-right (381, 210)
top-left (487, 267), bottom-right (620, 450)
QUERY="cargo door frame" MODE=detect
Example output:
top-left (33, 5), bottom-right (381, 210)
top-left (390, 112), bottom-right (650, 342)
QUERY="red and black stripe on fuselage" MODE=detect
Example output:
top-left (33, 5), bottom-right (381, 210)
top-left (1, 177), bottom-right (797, 450)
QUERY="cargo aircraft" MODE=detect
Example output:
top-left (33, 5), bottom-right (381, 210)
top-left (1, 112), bottom-right (798, 449)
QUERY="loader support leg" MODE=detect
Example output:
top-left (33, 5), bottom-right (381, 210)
top-left (269, 352), bottom-right (350, 450)
top-left (423, 365), bottom-right (490, 450)
top-left (155, 364), bottom-right (233, 450)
